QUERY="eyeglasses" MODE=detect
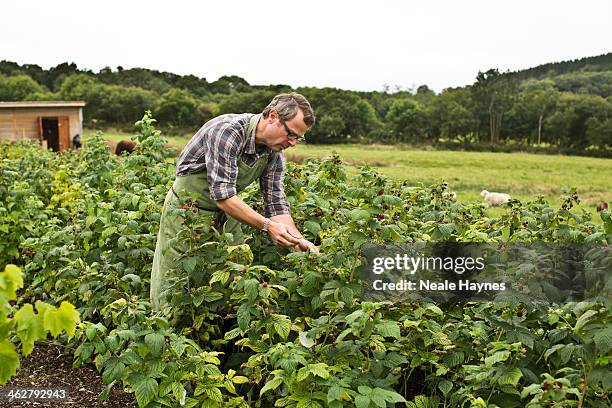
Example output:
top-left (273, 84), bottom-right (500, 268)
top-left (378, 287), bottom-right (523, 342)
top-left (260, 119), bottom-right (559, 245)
top-left (279, 118), bottom-right (305, 142)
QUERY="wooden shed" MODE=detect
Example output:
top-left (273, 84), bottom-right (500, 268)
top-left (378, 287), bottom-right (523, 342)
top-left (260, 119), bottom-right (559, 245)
top-left (0, 101), bottom-right (86, 152)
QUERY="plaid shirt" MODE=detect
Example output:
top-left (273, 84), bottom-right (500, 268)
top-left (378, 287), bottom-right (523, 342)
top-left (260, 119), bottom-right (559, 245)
top-left (176, 113), bottom-right (290, 217)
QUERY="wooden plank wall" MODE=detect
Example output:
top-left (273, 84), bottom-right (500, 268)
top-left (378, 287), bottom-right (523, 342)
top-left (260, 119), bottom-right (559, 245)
top-left (0, 107), bottom-right (83, 142)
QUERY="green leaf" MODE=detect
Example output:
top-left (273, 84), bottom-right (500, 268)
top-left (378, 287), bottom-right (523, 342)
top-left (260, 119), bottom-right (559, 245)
top-left (116, 329), bottom-right (136, 340)
top-left (237, 303), bottom-right (250, 331)
top-left (384, 352), bottom-right (407, 367)
top-left (224, 327), bottom-right (243, 341)
top-left (374, 195), bottom-right (403, 207)
top-left (272, 315), bottom-right (291, 340)
top-left (14, 304), bottom-right (45, 356)
top-left (101, 226), bottom-right (117, 241)
top-left (425, 305), bottom-right (443, 316)
top-left (203, 386), bottom-right (223, 402)
top-left (210, 270), bottom-right (230, 286)
top-left (484, 350), bottom-right (510, 367)
top-left (170, 338), bottom-right (187, 357)
top-left (585, 232), bottom-right (605, 243)
top-left (117, 236), bottom-right (128, 249)
top-left (102, 357), bottom-right (125, 384)
top-left (75, 343), bottom-right (94, 361)
top-left (544, 344), bottom-right (566, 361)
top-left (496, 366), bottom-right (522, 386)
top-left (350, 209), bottom-right (371, 222)
top-left (0, 265), bottom-right (23, 301)
top-left (106, 335), bottom-right (119, 353)
top-left (348, 231), bottom-right (368, 246)
top-left (443, 351), bottom-right (464, 368)
top-left (132, 375), bottom-right (158, 407)
top-left (121, 274), bottom-right (141, 286)
top-left (354, 395), bottom-right (371, 408)
top-left (0, 316), bottom-right (15, 341)
top-left (309, 363), bottom-right (330, 379)
top-left (0, 340), bottom-right (20, 385)
top-left (302, 271), bottom-right (322, 292)
top-left (297, 400), bottom-right (323, 408)
top-left (438, 380), bottom-right (452, 396)
top-left (327, 385), bottom-right (345, 402)
top-left (339, 287), bottom-right (353, 303)
top-left (594, 326), bottom-right (612, 354)
top-left (170, 381), bottom-right (185, 402)
top-left (244, 279), bottom-right (259, 303)
top-left (366, 387), bottom-right (406, 407)
top-left (589, 367), bottom-right (612, 390)
top-left (357, 386), bottom-right (372, 394)
top-left (259, 376), bottom-right (283, 396)
top-left (438, 223), bottom-right (457, 238)
top-left (199, 290), bottom-right (224, 303)
top-left (376, 388), bottom-right (406, 403)
top-left (376, 320), bottom-right (400, 338)
top-left (574, 309), bottom-right (598, 332)
top-left (227, 244), bottom-right (254, 264)
top-left (85, 215), bottom-right (97, 228)
top-left (520, 383), bottom-right (542, 399)
top-left (145, 332), bottom-right (165, 357)
top-left (42, 301), bottom-right (80, 338)
top-left (370, 392), bottom-right (387, 408)
top-left (182, 257), bottom-right (197, 273)
top-left (297, 366), bottom-right (310, 382)
top-left (304, 221), bottom-right (322, 236)
top-left (232, 375), bottom-right (249, 384)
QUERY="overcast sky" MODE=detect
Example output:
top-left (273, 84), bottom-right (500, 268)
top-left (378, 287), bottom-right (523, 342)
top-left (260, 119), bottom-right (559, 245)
top-left (3, 1), bottom-right (611, 92)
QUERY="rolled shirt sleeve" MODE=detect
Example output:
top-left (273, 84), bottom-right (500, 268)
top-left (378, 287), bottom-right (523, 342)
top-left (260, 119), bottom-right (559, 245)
top-left (260, 152), bottom-right (291, 217)
top-left (205, 123), bottom-right (241, 201)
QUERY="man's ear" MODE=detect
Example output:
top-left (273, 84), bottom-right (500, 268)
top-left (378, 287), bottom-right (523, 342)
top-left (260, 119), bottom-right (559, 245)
top-left (268, 109), bottom-right (278, 122)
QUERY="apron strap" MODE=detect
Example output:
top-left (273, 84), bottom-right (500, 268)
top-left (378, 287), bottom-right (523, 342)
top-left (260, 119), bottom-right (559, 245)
top-left (239, 114), bottom-right (260, 155)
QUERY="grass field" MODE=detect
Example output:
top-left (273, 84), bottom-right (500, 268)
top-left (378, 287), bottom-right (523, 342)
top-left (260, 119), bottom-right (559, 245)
top-left (85, 129), bottom-right (611, 220)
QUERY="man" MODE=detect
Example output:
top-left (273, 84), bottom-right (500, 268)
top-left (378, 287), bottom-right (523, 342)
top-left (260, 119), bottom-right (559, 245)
top-left (72, 133), bottom-right (81, 150)
top-left (151, 92), bottom-right (318, 310)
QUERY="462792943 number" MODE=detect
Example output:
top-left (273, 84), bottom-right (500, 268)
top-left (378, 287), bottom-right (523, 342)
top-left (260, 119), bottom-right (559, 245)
top-left (0, 387), bottom-right (69, 401)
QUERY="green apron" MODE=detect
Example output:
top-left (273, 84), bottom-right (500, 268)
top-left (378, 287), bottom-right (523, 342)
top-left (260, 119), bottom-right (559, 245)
top-left (151, 115), bottom-right (269, 310)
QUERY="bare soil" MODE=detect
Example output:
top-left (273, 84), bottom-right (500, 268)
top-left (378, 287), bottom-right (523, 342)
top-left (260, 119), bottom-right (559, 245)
top-left (3, 342), bottom-right (135, 407)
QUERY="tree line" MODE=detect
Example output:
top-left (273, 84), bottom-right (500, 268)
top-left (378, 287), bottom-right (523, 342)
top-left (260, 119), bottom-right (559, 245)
top-left (1, 55), bottom-right (611, 152)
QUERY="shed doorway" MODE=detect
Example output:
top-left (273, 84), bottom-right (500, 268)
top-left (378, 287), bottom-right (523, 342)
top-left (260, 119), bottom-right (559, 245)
top-left (41, 116), bottom-right (69, 152)
top-left (42, 118), bottom-right (59, 151)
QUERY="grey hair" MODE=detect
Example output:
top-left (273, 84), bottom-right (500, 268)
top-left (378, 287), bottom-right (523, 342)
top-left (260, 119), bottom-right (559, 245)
top-left (262, 92), bottom-right (315, 127)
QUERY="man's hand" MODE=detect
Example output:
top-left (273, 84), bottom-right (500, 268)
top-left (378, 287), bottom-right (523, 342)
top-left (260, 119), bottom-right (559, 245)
top-left (267, 221), bottom-right (302, 248)
top-left (293, 237), bottom-right (320, 254)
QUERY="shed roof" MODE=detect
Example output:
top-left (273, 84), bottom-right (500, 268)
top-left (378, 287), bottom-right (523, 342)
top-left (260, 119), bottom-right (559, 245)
top-left (0, 101), bottom-right (86, 108)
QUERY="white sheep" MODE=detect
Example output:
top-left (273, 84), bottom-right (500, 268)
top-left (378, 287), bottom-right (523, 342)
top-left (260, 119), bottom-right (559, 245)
top-left (480, 190), bottom-right (511, 206)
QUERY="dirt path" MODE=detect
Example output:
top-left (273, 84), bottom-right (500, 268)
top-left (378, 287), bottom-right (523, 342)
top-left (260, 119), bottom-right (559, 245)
top-left (3, 342), bottom-right (135, 407)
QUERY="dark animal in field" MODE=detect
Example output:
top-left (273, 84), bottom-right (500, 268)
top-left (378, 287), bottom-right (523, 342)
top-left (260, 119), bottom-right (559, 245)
top-left (115, 140), bottom-right (137, 155)
top-left (596, 201), bottom-right (608, 212)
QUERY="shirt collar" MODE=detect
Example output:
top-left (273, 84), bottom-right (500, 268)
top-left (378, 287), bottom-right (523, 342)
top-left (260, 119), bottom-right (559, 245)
top-left (245, 114), bottom-right (269, 155)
